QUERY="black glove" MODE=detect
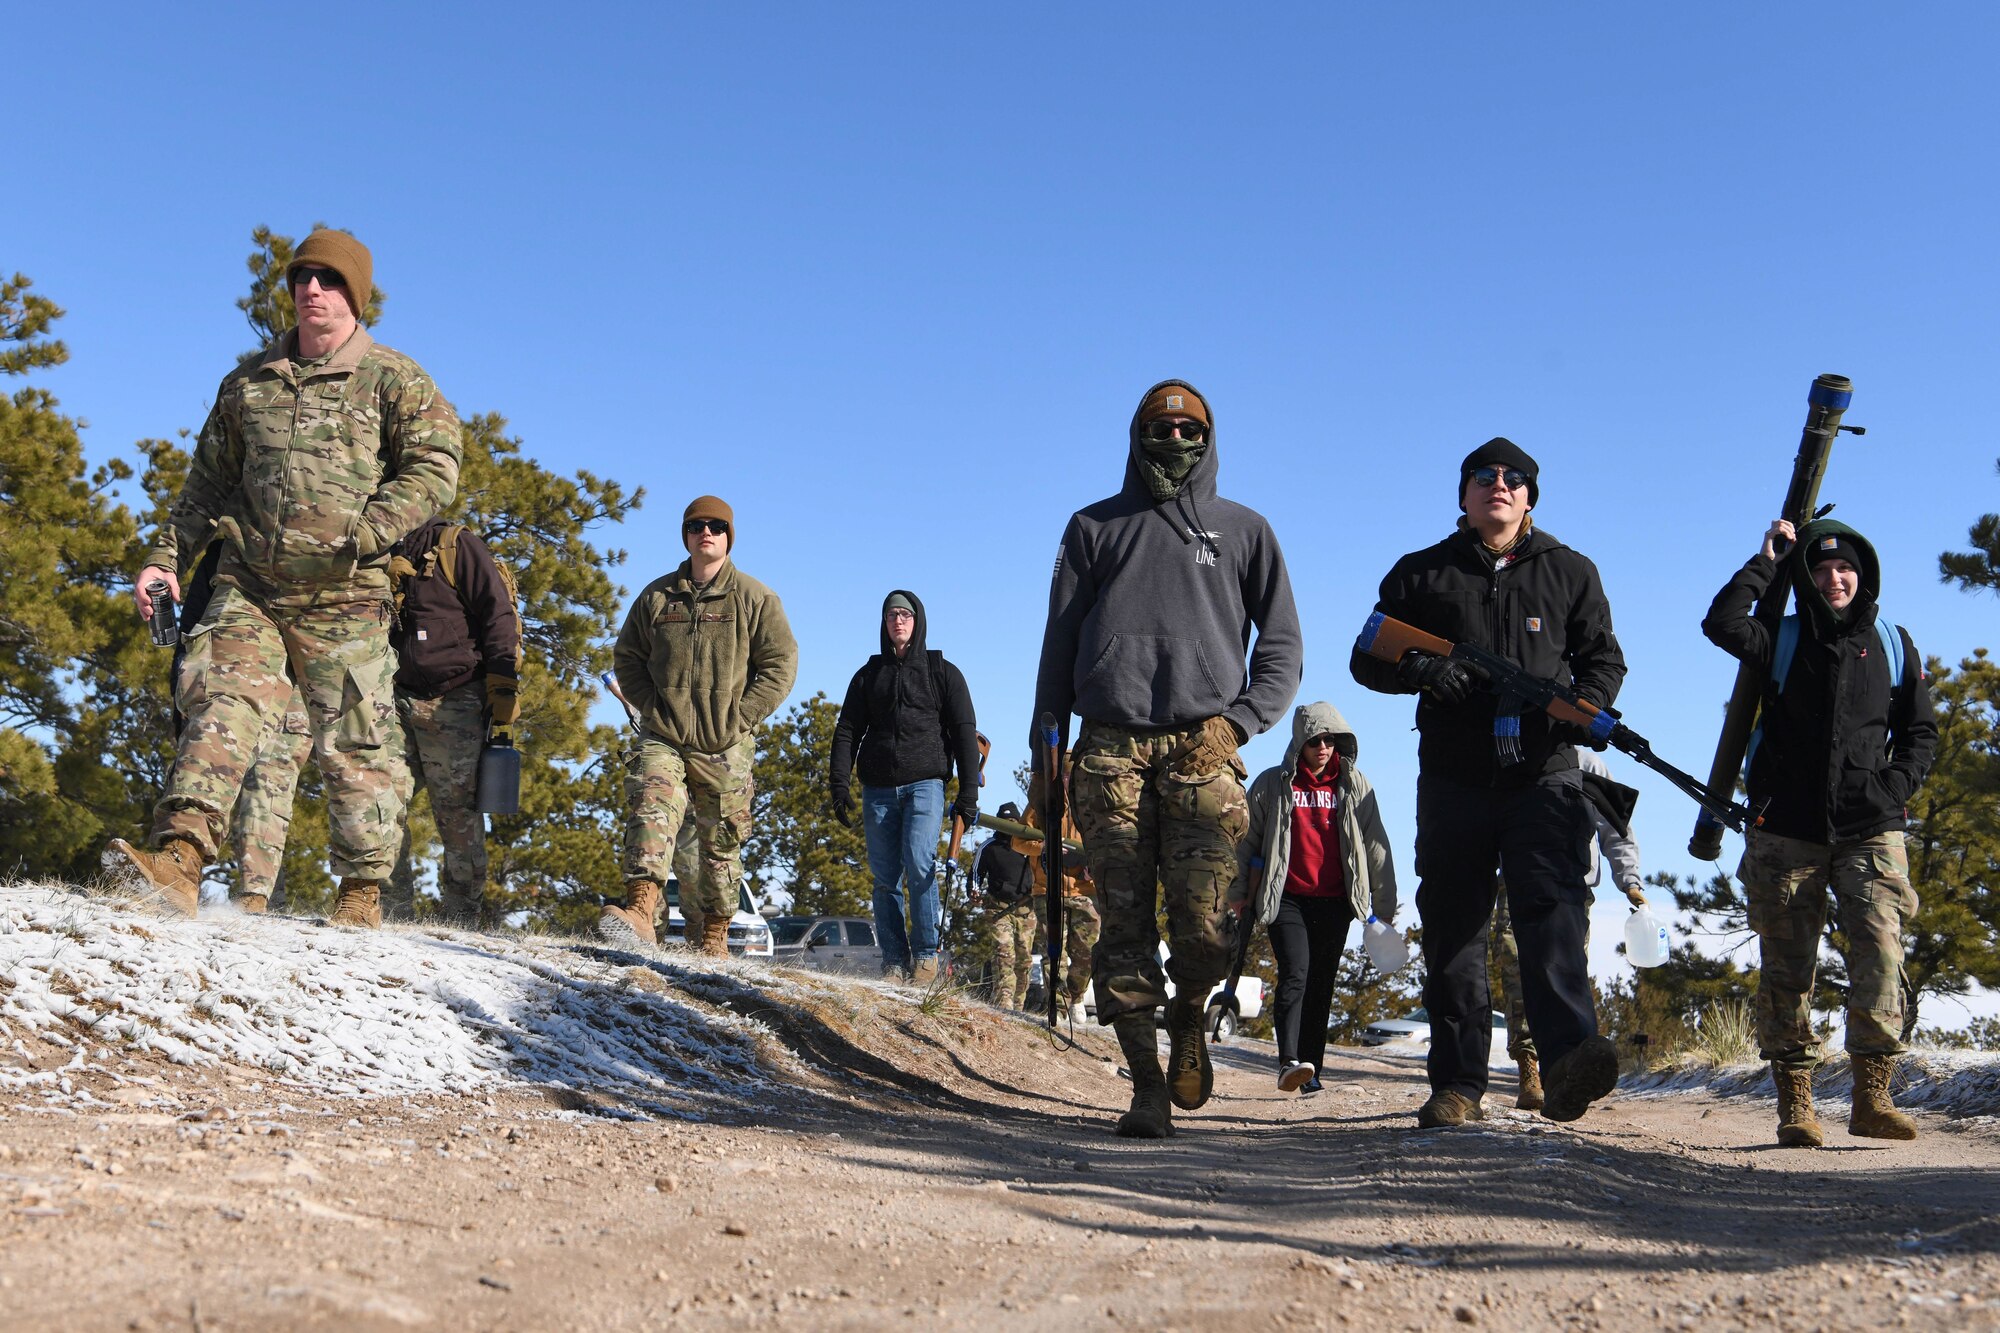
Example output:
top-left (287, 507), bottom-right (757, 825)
top-left (951, 796), bottom-right (978, 829)
top-left (830, 787), bottom-right (853, 828)
top-left (1397, 651), bottom-right (1481, 706)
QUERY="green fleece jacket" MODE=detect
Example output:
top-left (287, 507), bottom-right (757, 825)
top-left (613, 560), bottom-right (799, 754)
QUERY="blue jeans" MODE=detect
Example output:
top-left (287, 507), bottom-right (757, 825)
top-left (862, 779), bottom-right (945, 972)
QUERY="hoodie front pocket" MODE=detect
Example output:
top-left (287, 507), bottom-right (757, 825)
top-left (1077, 634), bottom-right (1225, 723)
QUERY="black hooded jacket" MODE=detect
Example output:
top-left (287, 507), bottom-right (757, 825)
top-left (830, 590), bottom-right (982, 797)
top-left (1349, 522), bottom-right (1627, 786)
top-left (1031, 379), bottom-right (1303, 746)
top-left (1702, 519), bottom-right (1936, 843)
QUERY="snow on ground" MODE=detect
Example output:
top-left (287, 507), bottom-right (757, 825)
top-left (1621, 1047), bottom-right (2000, 1120)
top-left (0, 881), bottom-right (870, 1120)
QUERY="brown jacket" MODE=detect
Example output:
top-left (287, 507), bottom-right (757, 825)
top-left (613, 560), bottom-right (798, 754)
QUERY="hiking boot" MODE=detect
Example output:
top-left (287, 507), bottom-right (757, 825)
top-left (1278, 1061), bottom-right (1315, 1093)
top-left (328, 879), bottom-right (383, 929)
top-left (1515, 1055), bottom-right (1545, 1111)
top-left (911, 956), bottom-right (940, 985)
top-left (1416, 1090), bottom-right (1485, 1128)
top-left (1541, 1035), bottom-right (1620, 1123)
top-left (238, 894), bottom-right (269, 916)
top-left (597, 879), bottom-right (661, 950)
top-left (698, 914), bottom-right (732, 959)
top-left (101, 837), bottom-right (204, 919)
top-left (1113, 1015), bottom-right (1173, 1139)
top-left (1164, 993), bottom-right (1213, 1111)
top-left (881, 963), bottom-right (908, 982)
top-left (1773, 1063), bottom-right (1823, 1148)
top-left (1848, 1052), bottom-right (1917, 1141)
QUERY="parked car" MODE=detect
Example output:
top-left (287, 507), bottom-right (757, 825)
top-left (660, 879), bottom-right (774, 958)
top-left (1361, 1007), bottom-right (1509, 1053)
top-left (768, 915), bottom-right (881, 975)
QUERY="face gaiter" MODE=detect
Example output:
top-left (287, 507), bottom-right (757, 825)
top-left (1137, 439), bottom-right (1206, 501)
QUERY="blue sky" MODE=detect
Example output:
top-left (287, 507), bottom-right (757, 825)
top-left (15, 5), bottom-right (1999, 1008)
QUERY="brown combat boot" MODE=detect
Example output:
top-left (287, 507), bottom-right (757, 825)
top-left (1773, 1063), bottom-right (1823, 1148)
top-left (1540, 1035), bottom-right (1620, 1123)
top-left (237, 894), bottom-right (269, 915)
top-left (328, 879), bottom-right (384, 928)
top-left (1515, 1056), bottom-right (1545, 1111)
top-left (1417, 1089), bottom-right (1485, 1129)
top-left (1848, 1053), bottom-right (1918, 1141)
top-left (101, 837), bottom-right (204, 919)
top-left (698, 914), bottom-right (732, 958)
top-left (911, 957), bottom-right (940, 985)
top-left (1164, 992), bottom-right (1213, 1111)
top-left (597, 879), bottom-right (661, 950)
top-left (1113, 1015), bottom-right (1173, 1139)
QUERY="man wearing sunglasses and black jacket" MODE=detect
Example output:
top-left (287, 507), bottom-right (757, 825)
top-left (1350, 438), bottom-right (1627, 1129)
top-left (600, 495), bottom-right (798, 957)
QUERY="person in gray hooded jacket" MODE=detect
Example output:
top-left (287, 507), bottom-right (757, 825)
top-left (1033, 379), bottom-right (1303, 1140)
top-left (1237, 701), bottom-right (1398, 1096)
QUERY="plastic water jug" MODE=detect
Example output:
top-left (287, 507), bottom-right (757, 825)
top-left (1362, 916), bottom-right (1409, 973)
top-left (1624, 903), bottom-right (1671, 968)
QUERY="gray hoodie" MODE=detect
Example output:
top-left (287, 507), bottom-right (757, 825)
top-left (1238, 701), bottom-right (1398, 927)
top-left (1032, 379), bottom-right (1303, 744)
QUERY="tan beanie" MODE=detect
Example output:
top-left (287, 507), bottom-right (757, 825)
top-left (683, 495), bottom-right (735, 551)
top-left (1135, 382), bottom-right (1212, 428)
top-left (286, 228), bottom-right (372, 320)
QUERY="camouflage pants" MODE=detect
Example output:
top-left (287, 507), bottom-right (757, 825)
top-left (672, 809), bottom-right (703, 933)
top-left (1489, 888), bottom-right (1534, 1061)
top-left (1072, 719), bottom-right (1249, 1023)
top-left (1739, 828), bottom-right (1917, 1070)
top-left (988, 902), bottom-right (1037, 1010)
top-left (156, 585), bottom-right (408, 879)
top-left (396, 681), bottom-right (489, 920)
top-left (231, 700), bottom-right (312, 902)
top-left (622, 735), bottom-right (753, 919)
top-left (1059, 895), bottom-right (1100, 1003)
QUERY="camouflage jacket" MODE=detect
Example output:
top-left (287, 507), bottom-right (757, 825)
top-left (613, 560), bottom-right (799, 755)
top-left (145, 327), bottom-right (461, 606)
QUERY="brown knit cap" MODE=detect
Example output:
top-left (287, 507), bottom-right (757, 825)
top-left (286, 229), bottom-right (372, 320)
top-left (683, 495), bottom-right (736, 551)
top-left (1135, 382), bottom-right (1212, 428)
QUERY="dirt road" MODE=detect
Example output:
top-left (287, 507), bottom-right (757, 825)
top-left (4, 988), bottom-right (1997, 1332)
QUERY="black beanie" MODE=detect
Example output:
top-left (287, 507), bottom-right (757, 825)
top-left (1804, 532), bottom-right (1865, 572)
top-left (1459, 437), bottom-right (1540, 510)
top-left (997, 801), bottom-right (1021, 821)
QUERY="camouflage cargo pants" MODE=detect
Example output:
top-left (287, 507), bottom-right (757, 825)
top-left (1060, 894), bottom-right (1101, 1004)
top-left (156, 585), bottom-right (409, 880)
top-left (231, 699), bottom-right (312, 902)
top-left (1072, 719), bottom-right (1249, 1023)
top-left (396, 681), bottom-right (489, 920)
top-left (623, 735), bottom-right (753, 919)
top-left (1739, 828), bottom-right (1917, 1070)
top-left (672, 809), bottom-right (703, 934)
top-left (988, 901), bottom-right (1036, 1010)
top-left (1488, 887), bottom-right (1534, 1061)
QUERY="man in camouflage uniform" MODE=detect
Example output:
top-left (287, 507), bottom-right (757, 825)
top-left (107, 229), bottom-right (461, 927)
top-left (972, 802), bottom-right (1037, 1010)
top-left (1034, 380), bottom-right (1302, 1138)
top-left (1025, 756), bottom-right (1100, 1024)
top-left (599, 496), bottom-right (796, 958)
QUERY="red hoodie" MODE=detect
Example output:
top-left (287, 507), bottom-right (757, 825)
top-left (1282, 754), bottom-right (1344, 898)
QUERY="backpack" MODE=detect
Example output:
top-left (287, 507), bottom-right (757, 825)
top-left (391, 523), bottom-right (523, 665)
top-left (1745, 613), bottom-right (1905, 778)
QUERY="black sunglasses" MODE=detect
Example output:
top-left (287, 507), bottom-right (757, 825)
top-left (1141, 419), bottom-right (1207, 443)
top-left (289, 265), bottom-right (347, 290)
top-left (1470, 466), bottom-right (1529, 491)
top-left (683, 518), bottom-right (730, 536)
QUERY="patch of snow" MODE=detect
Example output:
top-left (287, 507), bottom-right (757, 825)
top-left (0, 882), bottom-right (803, 1119)
top-left (1621, 1047), bottom-right (2000, 1119)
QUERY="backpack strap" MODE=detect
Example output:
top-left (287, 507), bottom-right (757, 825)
top-left (1876, 618), bottom-right (1904, 698)
top-left (436, 524), bottom-right (464, 590)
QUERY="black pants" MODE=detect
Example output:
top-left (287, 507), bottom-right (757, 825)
top-left (1268, 893), bottom-right (1353, 1072)
top-left (1414, 770), bottom-right (1596, 1099)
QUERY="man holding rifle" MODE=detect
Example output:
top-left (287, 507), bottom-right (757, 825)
top-left (1703, 518), bottom-right (1935, 1146)
top-left (1034, 379), bottom-right (1302, 1139)
top-left (1350, 438), bottom-right (1626, 1127)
